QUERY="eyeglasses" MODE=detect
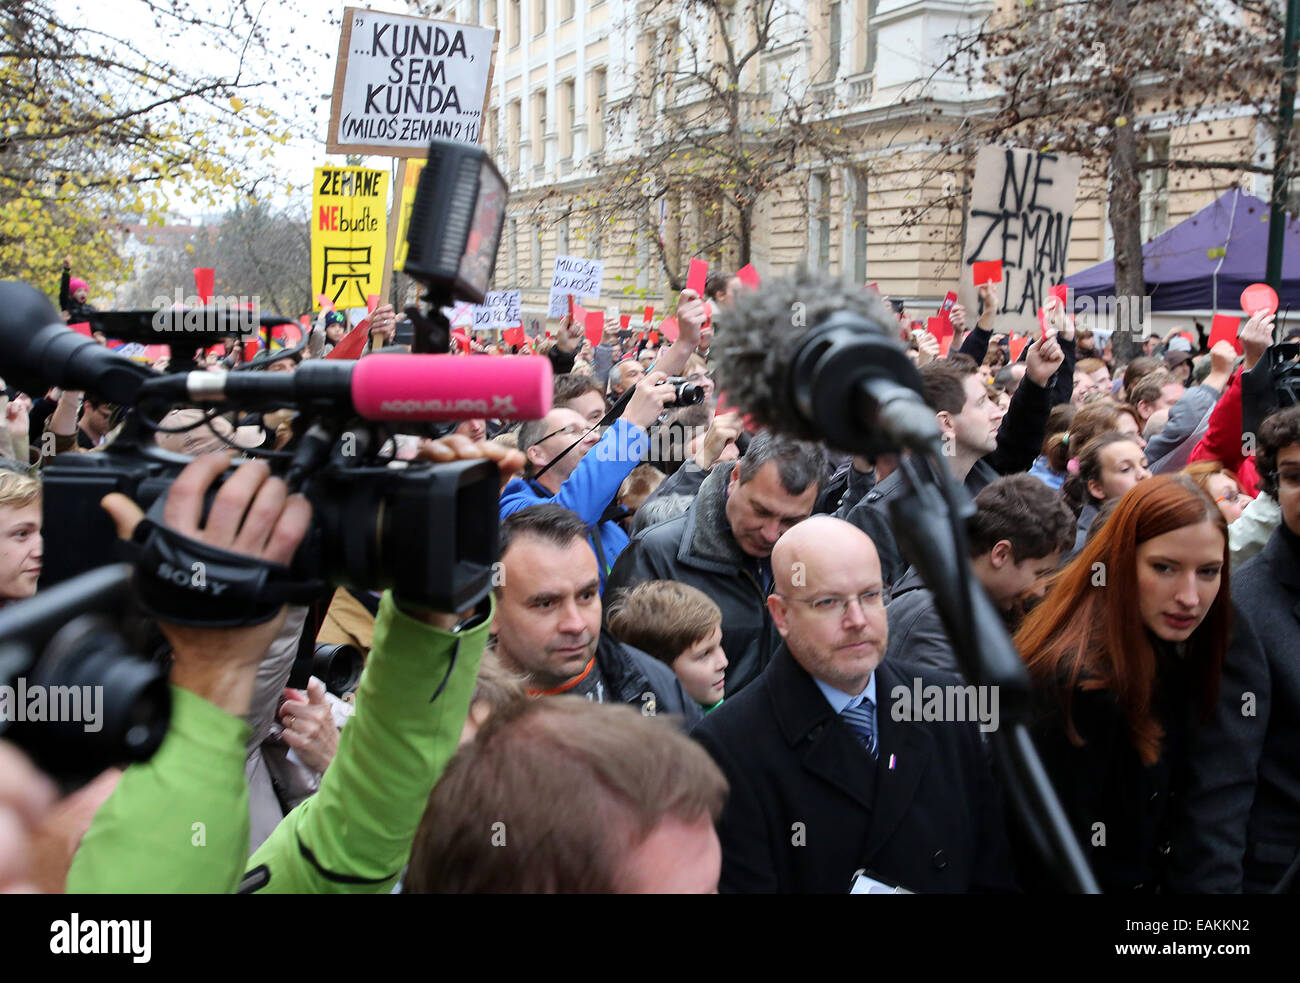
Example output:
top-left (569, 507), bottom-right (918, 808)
top-left (774, 590), bottom-right (888, 617)
top-left (1215, 489), bottom-right (1242, 505)
top-left (1268, 470), bottom-right (1300, 490)
top-left (537, 423), bottom-right (591, 443)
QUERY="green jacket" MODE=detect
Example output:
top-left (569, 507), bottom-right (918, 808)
top-left (67, 591), bottom-right (490, 893)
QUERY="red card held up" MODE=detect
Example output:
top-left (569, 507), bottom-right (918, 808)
top-left (972, 260), bottom-right (1002, 286)
top-left (660, 316), bottom-right (679, 342)
top-left (584, 311), bottom-right (605, 347)
top-left (939, 291), bottom-right (958, 314)
top-left (1240, 283), bottom-right (1279, 316)
top-left (193, 267), bottom-right (215, 305)
top-left (643, 305), bottom-right (654, 324)
top-left (1049, 284), bottom-right (1069, 307)
top-left (1008, 334), bottom-right (1030, 362)
top-left (687, 258), bottom-right (708, 297)
top-left (619, 314), bottom-right (631, 330)
top-left (67, 321), bottom-right (92, 337)
top-left (503, 326), bottom-right (525, 347)
top-left (1209, 314), bottom-right (1243, 354)
top-left (366, 294), bottom-right (380, 314)
top-left (927, 316), bottom-right (953, 343)
top-left (737, 264), bottom-right (761, 289)
top-left (315, 294), bottom-right (335, 313)
top-left (938, 334), bottom-right (953, 356)
top-left (649, 331), bottom-right (659, 346)
top-left (567, 295), bottom-right (577, 320)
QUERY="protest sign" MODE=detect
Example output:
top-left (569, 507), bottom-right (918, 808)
top-left (328, 7), bottom-right (496, 156)
top-left (472, 290), bottom-right (522, 331)
top-left (312, 166), bottom-right (389, 312)
top-left (960, 147), bottom-right (1082, 334)
top-left (390, 157), bottom-right (426, 273)
top-left (547, 256), bottom-right (605, 318)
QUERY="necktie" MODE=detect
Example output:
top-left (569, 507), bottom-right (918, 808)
top-left (841, 697), bottom-right (878, 758)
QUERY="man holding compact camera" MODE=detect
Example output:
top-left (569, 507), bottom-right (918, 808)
top-left (67, 435), bottom-right (523, 893)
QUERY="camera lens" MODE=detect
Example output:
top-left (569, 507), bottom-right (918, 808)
top-left (8, 614), bottom-right (170, 777)
top-left (312, 643), bottom-right (364, 698)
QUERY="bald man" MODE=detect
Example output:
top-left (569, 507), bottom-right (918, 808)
top-left (692, 517), bottom-right (1015, 893)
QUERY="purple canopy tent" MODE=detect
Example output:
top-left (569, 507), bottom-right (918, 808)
top-left (1065, 187), bottom-right (1300, 311)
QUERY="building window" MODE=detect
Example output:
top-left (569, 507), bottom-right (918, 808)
top-left (636, 231), bottom-right (650, 290)
top-left (561, 0), bottom-right (574, 21)
top-left (509, 217), bottom-right (519, 283)
top-left (590, 218), bottom-right (601, 260)
top-left (1139, 136), bottom-right (1170, 242)
top-left (589, 69), bottom-right (607, 152)
top-left (829, 1), bottom-right (841, 80)
top-left (533, 90), bottom-right (547, 168)
top-left (865, 0), bottom-right (879, 73)
top-left (508, 99), bottom-right (521, 170)
top-left (558, 215), bottom-right (570, 255)
top-left (852, 170), bottom-right (868, 284)
top-left (811, 172), bottom-right (831, 271)
top-left (560, 79), bottom-right (576, 159)
top-left (509, 0), bottom-right (521, 47)
top-left (534, 0), bottom-right (546, 36)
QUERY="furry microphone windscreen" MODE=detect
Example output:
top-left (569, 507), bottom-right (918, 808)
top-left (710, 268), bottom-right (897, 443)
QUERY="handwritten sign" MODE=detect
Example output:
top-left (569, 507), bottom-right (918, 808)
top-left (328, 7), bottom-right (496, 157)
top-left (311, 166), bottom-right (389, 312)
top-left (548, 256), bottom-right (605, 318)
top-left (960, 147), bottom-right (1082, 335)
top-left (390, 158), bottom-right (426, 272)
top-left (473, 290), bottom-right (522, 330)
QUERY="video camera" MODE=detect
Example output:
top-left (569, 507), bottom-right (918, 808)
top-left (0, 565), bottom-right (170, 779)
top-left (3, 139), bottom-right (533, 621)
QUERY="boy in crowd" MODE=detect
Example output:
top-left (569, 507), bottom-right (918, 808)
top-left (606, 581), bottom-right (728, 713)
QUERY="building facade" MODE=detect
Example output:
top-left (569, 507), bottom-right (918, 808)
top-left (420, 0), bottom-right (1271, 325)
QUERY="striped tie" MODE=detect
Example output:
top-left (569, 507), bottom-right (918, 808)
top-left (841, 697), bottom-right (878, 759)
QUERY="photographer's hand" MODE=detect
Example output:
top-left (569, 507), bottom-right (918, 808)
top-left (624, 370), bottom-right (679, 430)
top-left (100, 455), bottom-right (312, 717)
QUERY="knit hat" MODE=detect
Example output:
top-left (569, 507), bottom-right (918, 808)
top-left (69, 277), bottom-right (88, 293)
top-left (1163, 350), bottom-right (1193, 370)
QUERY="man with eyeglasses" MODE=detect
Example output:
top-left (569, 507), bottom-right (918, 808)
top-left (500, 371), bottom-right (678, 590)
top-left (691, 516), bottom-right (1014, 893)
top-left (1171, 404), bottom-right (1300, 893)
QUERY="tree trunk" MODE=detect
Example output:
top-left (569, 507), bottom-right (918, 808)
top-left (739, 201), bottom-right (753, 266)
top-left (1109, 99), bottom-right (1145, 363)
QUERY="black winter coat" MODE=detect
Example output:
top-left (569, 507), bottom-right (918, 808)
top-left (692, 647), bottom-right (1016, 893)
top-left (607, 463), bottom-right (778, 695)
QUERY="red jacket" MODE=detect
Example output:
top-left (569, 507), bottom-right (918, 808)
top-left (1188, 368), bottom-right (1259, 496)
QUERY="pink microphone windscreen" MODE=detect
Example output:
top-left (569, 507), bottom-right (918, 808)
top-left (352, 354), bottom-right (553, 421)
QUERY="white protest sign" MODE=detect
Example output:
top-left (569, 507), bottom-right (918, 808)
top-left (328, 7), bottom-right (496, 157)
top-left (547, 256), bottom-right (605, 319)
top-left (959, 147), bottom-right (1083, 335)
top-left (473, 290), bottom-right (522, 330)
top-left (440, 302), bottom-right (475, 329)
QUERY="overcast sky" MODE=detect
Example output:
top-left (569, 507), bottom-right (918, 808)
top-left (55, 0), bottom-right (404, 216)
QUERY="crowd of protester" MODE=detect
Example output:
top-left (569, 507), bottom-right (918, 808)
top-left (2, 254), bottom-right (1300, 896)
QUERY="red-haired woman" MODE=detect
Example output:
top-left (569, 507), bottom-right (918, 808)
top-left (1013, 474), bottom-right (1230, 892)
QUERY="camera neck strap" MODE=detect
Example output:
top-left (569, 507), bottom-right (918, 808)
top-left (531, 384), bottom-right (635, 484)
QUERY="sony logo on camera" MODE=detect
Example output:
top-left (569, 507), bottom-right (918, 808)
top-left (155, 561), bottom-right (230, 596)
